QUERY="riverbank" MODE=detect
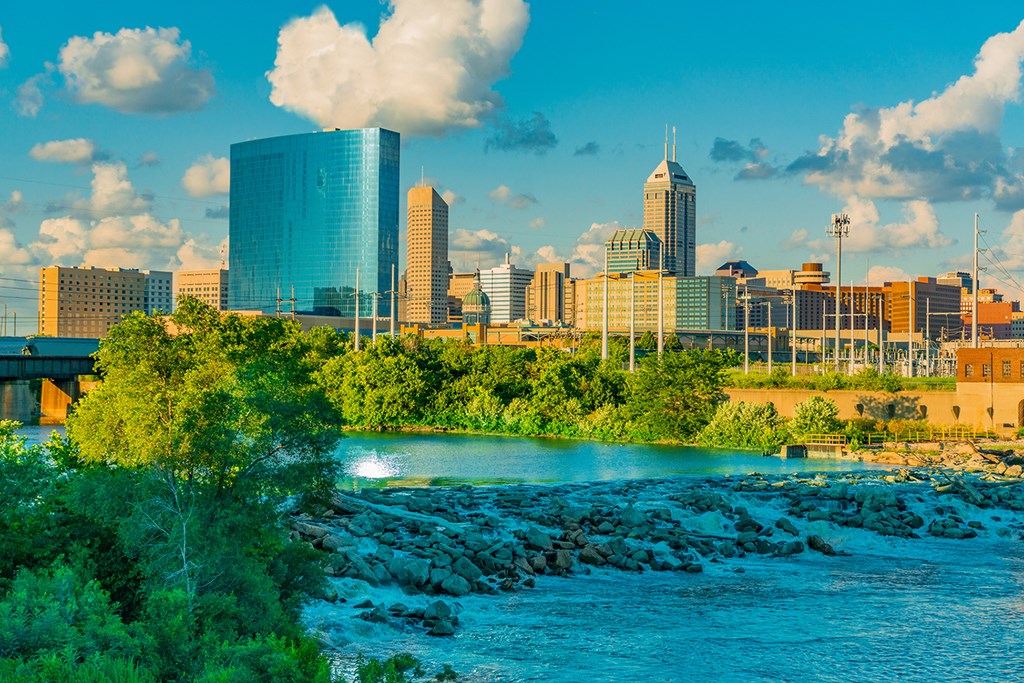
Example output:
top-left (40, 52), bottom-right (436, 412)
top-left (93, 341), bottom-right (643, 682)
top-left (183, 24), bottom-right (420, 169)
top-left (298, 464), bottom-right (1024, 677)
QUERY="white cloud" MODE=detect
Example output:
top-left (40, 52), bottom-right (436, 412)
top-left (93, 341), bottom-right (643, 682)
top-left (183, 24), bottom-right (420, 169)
top-left (797, 197), bottom-right (953, 257)
top-left (791, 20), bottom-right (1024, 209)
top-left (697, 240), bottom-right (739, 274)
top-left (780, 228), bottom-right (808, 251)
top-left (58, 26), bottom-right (214, 114)
top-left (266, 1), bottom-right (529, 136)
top-left (440, 189), bottom-right (463, 206)
top-left (181, 154), bottom-right (229, 198)
top-left (866, 265), bottom-right (911, 286)
top-left (28, 163), bottom-right (223, 272)
top-left (0, 26), bottom-right (9, 68)
top-left (177, 236), bottom-right (227, 270)
top-left (137, 151), bottom-right (160, 167)
top-left (0, 230), bottom-right (32, 265)
top-left (539, 220), bottom-right (621, 278)
top-left (449, 228), bottom-right (515, 271)
top-left (488, 183), bottom-right (536, 209)
top-left (29, 138), bottom-right (100, 164)
top-left (528, 217), bottom-right (545, 229)
top-left (15, 73), bottom-right (48, 117)
top-left (77, 162), bottom-right (151, 218)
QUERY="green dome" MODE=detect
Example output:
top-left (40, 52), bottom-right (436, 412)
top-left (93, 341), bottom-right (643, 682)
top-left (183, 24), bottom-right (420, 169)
top-left (462, 284), bottom-right (490, 308)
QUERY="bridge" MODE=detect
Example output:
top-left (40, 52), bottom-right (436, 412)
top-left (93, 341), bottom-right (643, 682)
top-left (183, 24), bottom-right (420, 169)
top-left (0, 337), bottom-right (100, 422)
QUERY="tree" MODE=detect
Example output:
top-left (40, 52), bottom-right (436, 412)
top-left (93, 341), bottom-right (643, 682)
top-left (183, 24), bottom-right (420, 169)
top-left (789, 396), bottom-right (842, 437)
top-left (698, 401), bottom-right (788, 451)
top-left (625, 350), bottom-right (731, 441)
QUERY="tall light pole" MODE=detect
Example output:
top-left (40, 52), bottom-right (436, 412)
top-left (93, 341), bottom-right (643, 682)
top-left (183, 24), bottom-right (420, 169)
top-left (767, 300), bottom-right (773, 375)
top-left (353, 267), bottom-right (361, 352)
top-left (601, 251), bottom-right (609, 361)
top-left (743, 286), bottom-right (750, 374)
top-left (390, 264), bottom-right (397, 338)
top-left (827, 213), bottom-right (850, 371)
top-left (972, 212), bottom-right (980, 349)
top-left (629, 270), bottom-right (636, 373)
top-left (790, 291), bottom-right (797, 376)
top-left (657, 250), bottom-right (664, 358)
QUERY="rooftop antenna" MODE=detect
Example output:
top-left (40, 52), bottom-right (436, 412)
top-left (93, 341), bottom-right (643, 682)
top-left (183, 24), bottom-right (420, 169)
top-left (219, 243), bottom-right (227, 269)
top-left (664, 124), bottom-right (669, 160)
top-left (672, 126), bottom-right (677, 162)
top-left (420, 165), bottom-right (425, 187)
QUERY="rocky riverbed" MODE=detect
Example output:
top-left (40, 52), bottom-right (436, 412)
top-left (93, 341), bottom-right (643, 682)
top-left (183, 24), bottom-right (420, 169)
top-left (294, 458), bottom-right (1024, 642)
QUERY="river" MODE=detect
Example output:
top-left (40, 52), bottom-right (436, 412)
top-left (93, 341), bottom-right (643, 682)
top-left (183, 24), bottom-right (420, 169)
top-left (17, 426), bottom-right (1023, 681)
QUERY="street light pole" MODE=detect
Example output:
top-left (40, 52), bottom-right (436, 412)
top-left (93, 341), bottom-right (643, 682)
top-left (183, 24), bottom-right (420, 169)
top-left (972, 212), bottom-right (980, 349)
top-left (354, 267), bottom-right (361, 352)
top-left (601, 252), bottom-right (609, 361)
top-left (657, 250), bottom-right (664, 358)
top-left (743, 286), bottom-right (750, 374)
top-left (791, 292), bottom-right (797, 376)
top-left (629, 270), bottom-right (636, 373)
top-left (827, 213), bottom-right (851, 372)
top-left (767, 300), bottom-right (773, 375)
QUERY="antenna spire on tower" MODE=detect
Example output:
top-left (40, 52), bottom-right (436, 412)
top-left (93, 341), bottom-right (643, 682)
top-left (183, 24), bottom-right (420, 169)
top-left (664, 124), bottom-right (669, 160)
top-left (672, 126), bottom-right (677, 162)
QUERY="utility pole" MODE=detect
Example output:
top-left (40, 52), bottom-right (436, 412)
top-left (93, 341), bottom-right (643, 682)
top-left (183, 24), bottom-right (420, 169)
top-left (877, 295), bottom-right (884, 374)
top-left (907, 278), bottom-right (914, 377)
top-left (848, 279), bottom-right (855, 375)
top-left (601, 252), bottom-right (609, 361)
top-left (972, 212), bottom-right (980, 349)
top-left (390, 264), bottom-right (396, 338)
top-left (743, 286), bottom-right (750, 374)
top-left (827, 213), bottom-right (850, 371)
top-left (767, 300), bottom-right (773, 375)
top-left (657, 250), bottom-right (664, 358)
top-left (791, 291), bottom-right (797, 377)
top-left (289, 285), bottom-right (296, 320)
top-left (354, 267), bottom-right (361, 352)
top-left (276, 286), bottom-right (282, 318)
top-left (925, 297), bottom-right (930, 377)
top-left (629, 270), bottom-right (635, 373)
top-left (372, 293), bottom-right (378, 345)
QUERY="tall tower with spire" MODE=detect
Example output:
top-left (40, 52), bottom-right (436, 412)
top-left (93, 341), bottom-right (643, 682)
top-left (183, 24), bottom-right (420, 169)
top-left (643, 126), bottom-right (696, 276)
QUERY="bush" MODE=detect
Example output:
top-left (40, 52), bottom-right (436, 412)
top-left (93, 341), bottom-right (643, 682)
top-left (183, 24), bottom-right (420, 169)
top-left (698, 402), bottom-right (788, 451)
top-left (790, 396), bottom-right (842, 437)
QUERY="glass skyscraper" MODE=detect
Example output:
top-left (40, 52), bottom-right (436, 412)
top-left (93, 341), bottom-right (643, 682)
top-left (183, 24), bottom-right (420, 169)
top-left (228, 128), bottom-right (400, 317)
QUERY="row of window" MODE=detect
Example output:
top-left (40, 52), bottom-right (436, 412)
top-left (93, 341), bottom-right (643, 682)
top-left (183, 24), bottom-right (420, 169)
top-left (964, 360), bottom-right (1024, 378)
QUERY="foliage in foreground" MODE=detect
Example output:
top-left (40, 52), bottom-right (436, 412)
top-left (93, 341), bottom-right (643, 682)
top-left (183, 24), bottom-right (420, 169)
top-left (698, 401), bottom-right (788, 452)
top-left (726, 367), bottom-right (905, 393)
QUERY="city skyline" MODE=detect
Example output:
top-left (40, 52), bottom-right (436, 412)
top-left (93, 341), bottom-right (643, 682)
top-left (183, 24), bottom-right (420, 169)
top-left (3, 3), bottom-right (1024, 324)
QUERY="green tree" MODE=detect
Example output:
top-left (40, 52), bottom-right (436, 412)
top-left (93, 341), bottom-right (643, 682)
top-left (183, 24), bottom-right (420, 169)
top-left (789, 396), bottom-right (843, 437)
top-left (699, 401), bottom-right (788, 451)
top-left (625, 350), bottom-right (731, 441)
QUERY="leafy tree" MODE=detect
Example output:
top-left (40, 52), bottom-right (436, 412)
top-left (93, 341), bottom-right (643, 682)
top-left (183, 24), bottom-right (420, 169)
top-left (625, 350), bottom-right (731, 440)
top-left (699, 401), bottom-right (788, 451)
top-left (789, 396), bottom-right (843, 437)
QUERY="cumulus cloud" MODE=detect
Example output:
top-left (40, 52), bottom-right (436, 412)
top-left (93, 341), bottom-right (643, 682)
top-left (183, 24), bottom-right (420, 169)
top-left (488, 184), bottom-right (536, 209)
top-left (0, 230), bottom-right (32, 265)
top-left (29, 138), bottom-right (102, 164)
top-left (798, 196), bottom-right (954, 256)
top-left (789, 20), bottom-right (1024, 209)
top-left (536, 220), bottom-right (622, 278)
top-left (440, 189), bottom-right (464, 206)
top-left (181, 154), bottom-right (229, 198)
top-left (574, 141), bottom-right (600, 156)
top-left (28, 162), bottom-right (223, 272)
top-left (448, 228), bottom-right (517, 270)
top-left (58, 26), bottom-right (214, 114)
top-left (528, 217), bottom-right (545, 229)
top-left (267, 1), bottom-right (529, 136)
top-left (866, 265), bottom-right (911, 286)
top-left (986, 210), bottom-right (1024, 271)
top-left (15, 73), bottom-right (49, 117)
top-left (0, 26), bottom-right (9, 67)
top-left (485, 112), bottom-right (558, 154)
top-left (177, 236), bottom-right (227, 270)
top-left (696, 240), bottom-right (739, 274)
top-left (780, 228), bottom-right (809, 251)
top-left (736, 163), bottom-right (777, 180)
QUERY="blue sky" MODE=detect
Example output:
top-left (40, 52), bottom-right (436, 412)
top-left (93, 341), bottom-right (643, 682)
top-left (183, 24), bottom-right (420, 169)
top-left (2, 2), bottom-right (1024, 325)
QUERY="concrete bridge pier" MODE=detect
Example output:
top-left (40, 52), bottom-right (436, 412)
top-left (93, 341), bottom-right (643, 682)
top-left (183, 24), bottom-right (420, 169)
top-left (0, 380), bottom-right (36, 422)
top-left (41, 379), bottom-right (80, 420)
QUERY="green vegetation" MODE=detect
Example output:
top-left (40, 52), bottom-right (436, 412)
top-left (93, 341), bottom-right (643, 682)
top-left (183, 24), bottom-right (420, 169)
top-left (698, 401), bottom-right (788, 452)
top-left (315, 335), bottom-right (737, 443)
top-left (0, 299), bottom-right (458, 681)
top-left (726, 367), bottom-right (907, 392)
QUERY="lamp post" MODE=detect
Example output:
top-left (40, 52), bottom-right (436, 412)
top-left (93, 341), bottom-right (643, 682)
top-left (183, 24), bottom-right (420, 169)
top-left (827, 213), bottom-right (851, 372)
top-left (743, 286), bottom-right (750, 374)
top-left (790, 292), bottom-right (797, 376)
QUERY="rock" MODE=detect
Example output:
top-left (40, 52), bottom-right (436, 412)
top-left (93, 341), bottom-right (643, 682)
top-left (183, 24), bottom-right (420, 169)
top-left (684, 563), bottom-right (703, 573)
top-left (388, 602), bottom-right (409, 615)
top-left (353, 599), bottom-right (375, 609)
top-left (776, 541), bottom-right (805, 556)
top-left (292, 521), bottom-right (330, 539)
top-left (807, 510), bottom-right (831, 522)
top-left (579, 545), bottom-right (606, 565)
top-left (427, 620), bottom-right (456, 637)
top-left (440, 573), bottom-right (472, 597)
top-left (775, 517), bottom-right (799, 536)
top-left (388, 557), bottom-right (431, 589)
top-left (363, 605), bottom-right (388, 623)
top-left (619, 506), bottom-right (647, 528)
top-left (429, 567), bottom-right (452, 590)
top-left (452, 556), bottom-right (484, 582)
top-left (524, 527), bottom-right (553, 551)
top-left (322, 535), bottom-right (353, 552)
top-left (1005, 464), bottom-right (1023, 478)
top-left (596, 521), bottom-right (616, 534)
top-left (553, 549), bottom-right (573, 570)
top-left (736, 531), bottom-right (759, 546)
top-left (530, 555), bottom-right (547, 573)
top-left (734, 516), bottom-right (762, 533)
top-left (423, 600), bottom-right (453, 622)
top-left (806, 535), bottom-right (836, 556)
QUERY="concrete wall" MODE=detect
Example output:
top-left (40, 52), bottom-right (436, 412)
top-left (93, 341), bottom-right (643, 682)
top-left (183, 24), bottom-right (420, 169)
top-left (725, 388), bottom-right (967, 427)
top-left (0, 380), bottom-right (35, 422)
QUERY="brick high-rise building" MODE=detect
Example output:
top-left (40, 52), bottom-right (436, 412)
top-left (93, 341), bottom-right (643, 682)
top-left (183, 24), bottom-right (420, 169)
top-left (406, 186), bottom-right (448, 324)
top-left (39, 266), bottom-right (147, 338)
top-left (525, 262), bottom-right (570, 323)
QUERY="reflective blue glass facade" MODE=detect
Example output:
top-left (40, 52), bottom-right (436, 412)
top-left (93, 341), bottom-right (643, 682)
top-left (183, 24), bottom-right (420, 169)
top-left (228, 128), bottom-right (399, 316)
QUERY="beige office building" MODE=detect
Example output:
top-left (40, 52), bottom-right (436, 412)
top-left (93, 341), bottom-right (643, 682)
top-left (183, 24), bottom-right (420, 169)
top-left (39, 266), bottom-right (147, 338)
top-left (643, 142), bottom-right (696, 276)
top-left (406, 186), bottom-right (449, 324)
top-left (175, 269), bottom-right (229, 311)
top-left (525, 262), bottom-right (571, 323)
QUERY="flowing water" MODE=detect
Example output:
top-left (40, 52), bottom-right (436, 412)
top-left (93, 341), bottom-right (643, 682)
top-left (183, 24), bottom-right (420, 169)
top-left (18, 426), bottom-right (1023, 680)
